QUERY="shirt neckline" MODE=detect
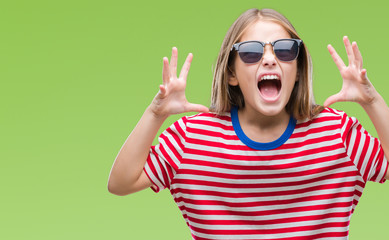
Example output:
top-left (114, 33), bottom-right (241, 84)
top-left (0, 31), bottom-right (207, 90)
top-left (231, 106), bottom-right (296, 150)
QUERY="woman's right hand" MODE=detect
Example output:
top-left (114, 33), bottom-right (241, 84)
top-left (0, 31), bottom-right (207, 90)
top-left (149, 47), bottom-right (209, 119)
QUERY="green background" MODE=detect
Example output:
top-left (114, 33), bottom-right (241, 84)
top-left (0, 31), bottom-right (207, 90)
top-left (1, 0), bottom-right (388, 239)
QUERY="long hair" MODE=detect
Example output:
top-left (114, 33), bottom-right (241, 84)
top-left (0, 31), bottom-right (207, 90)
top-left (210, 8), bottom-right (323, 120)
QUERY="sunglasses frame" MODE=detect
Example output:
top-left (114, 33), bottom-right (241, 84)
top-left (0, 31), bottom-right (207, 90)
top-left (230, 38), bottom-right (303, 63)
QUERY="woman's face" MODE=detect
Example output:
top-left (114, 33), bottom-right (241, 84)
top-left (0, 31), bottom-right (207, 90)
top-left (229, 20), bottom-right (298, 118)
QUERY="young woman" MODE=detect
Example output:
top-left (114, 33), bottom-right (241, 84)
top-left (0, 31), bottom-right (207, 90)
top-left (108, 8), bottom-right (389, 240)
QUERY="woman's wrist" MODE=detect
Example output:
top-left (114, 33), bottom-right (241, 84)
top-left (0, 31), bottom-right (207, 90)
top-left (359, 86), bottom-right (381, 109)
top-left (146, 104), bottom-right (169, 122)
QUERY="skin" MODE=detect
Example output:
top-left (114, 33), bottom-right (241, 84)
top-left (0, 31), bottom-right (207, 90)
top-left (228, 20), bottom-right (298, 143)
top-left (107, 48), bottom-right (208, 195)
top-left (325, 36), bottom-right (389, 179)
top-left (108, 25), bottom-right (389, 196)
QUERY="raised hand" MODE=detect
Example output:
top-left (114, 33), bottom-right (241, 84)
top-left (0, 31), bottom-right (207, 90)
top-left (150, 47), bottom-right (209, 119)
top-left (324, 36), bottom-right (377, 108)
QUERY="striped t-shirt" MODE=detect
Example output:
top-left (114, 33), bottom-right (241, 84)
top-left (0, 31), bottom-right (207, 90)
top-left (144, 107), bottom-right (388, 240)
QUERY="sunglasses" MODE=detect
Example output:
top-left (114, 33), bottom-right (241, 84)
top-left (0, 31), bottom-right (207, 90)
top-left (230, 38), bottom-right (303, 63)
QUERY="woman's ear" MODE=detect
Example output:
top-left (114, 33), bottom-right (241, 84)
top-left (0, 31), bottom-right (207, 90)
top-left (228, 67), bottom-right (239, 86)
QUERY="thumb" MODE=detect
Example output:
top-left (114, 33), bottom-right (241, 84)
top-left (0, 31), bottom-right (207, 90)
top-left (324, 93), bottom-right (344, 108)
top-left (184, 103), bottom-right (209, 113)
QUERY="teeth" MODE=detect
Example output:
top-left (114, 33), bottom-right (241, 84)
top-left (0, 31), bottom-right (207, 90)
top-left (260, 75), bottom-right (279, 80)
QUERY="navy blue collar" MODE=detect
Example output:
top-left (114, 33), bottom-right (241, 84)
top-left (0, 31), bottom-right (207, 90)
top-left (231, 106), bottom-right (296, 150)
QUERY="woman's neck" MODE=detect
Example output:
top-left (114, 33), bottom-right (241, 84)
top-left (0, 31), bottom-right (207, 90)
top-left (237, 107), bottom-right (291, 143)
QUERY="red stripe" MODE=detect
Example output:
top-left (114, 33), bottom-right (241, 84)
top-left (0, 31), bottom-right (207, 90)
top-left (144, 110), bottom-right (385, 239)
top-left (189, 220), bottom-right (349, 235)
top-left (155, 149), bottom-right (172, 186)
top-left (172, 171), bottom-right (358, 189)
top-left (356, 131), bottom-right (370, 179)
top-left (186, 143), bottom-right (345, 162)
top-left (184, 201), bottom-right (352, 217)
top-left (371, 146), bottom-right (385, 181)
top-left (175, 161), bottom-right (353, 181)
top-left (171, 180), bottom-right (357, 198)
top-left (350, 124), bottom-right (362, 169)
top-left (187, 112), bottom-right (232, 122)
top-left (159, 136), bottom-right (180, 169)
top-left (157, 157), bottom-right (170, 189)
top-left (189, 127), bottom-right (239, 140)
top-left (188, 119), bottom-right (234, 131)
top-left (147, 149), bottom-right (160, 179)
top-left (186, 132), bottom-right (340, 151)
top-left (143, 167), bottom-right (160, 192)
top-left (178, 116), bottom-right (188, 135)
top-left (364, 139), bottom-right (380, 181)
top-left (181, 152), bottom-right (349, 172)
top-left (280, 133), bottom-right (339, 150)
top-left (192, 231), bottom-right (348, 240)
top-left (294, 115), bottom-right (340, 129)
top-left (343, 117), bottom-right (355, 146)
top-left (291, 123), bottom-right (339, 139)
top-left (173, 191), bottom-right (356, 208)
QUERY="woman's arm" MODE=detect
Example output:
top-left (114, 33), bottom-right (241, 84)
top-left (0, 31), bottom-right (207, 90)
top-left (107, 47), bottom-right (209, 196)
top-left (107, 107), bottom-right (167, 196)
top-left (360, 93), bottom-right (389, 179)
top-left (324, 36), bottom-right (389, 179)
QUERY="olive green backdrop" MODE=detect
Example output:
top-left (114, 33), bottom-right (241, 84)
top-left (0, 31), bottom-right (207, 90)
top-left (1, 0), bottom-right (388, 239)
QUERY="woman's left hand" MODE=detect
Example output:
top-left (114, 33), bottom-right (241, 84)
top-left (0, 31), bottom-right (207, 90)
top-left (324, 36), bottom-right (378, 108)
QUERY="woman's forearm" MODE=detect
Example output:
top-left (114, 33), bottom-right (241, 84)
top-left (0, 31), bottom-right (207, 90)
top-left (107, 106), bottom-right (167, 195)
top-left (108, 48), bottom-right (208, 195)
top-left (361, 90), bottom-right (389, 167)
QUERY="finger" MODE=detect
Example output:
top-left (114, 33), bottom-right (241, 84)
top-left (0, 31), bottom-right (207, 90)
top-left (352, 41), bottom-right (363, 69)
top-left (170, 47), bottom-right (178, 78)
top-left (327, 44), bottom-right (346, 71)
top-left (343, 36), bottom-right (355, 65)
top-left (162, 57), bottom-right (169, 85)
top-left (184, 103), bottom-right (209, 113)
top-left (361, 68), bottom-right (368, 81)
top-left (159, 84), bottom-right (167, 96)
top-left (179, 53), bottom-right (193, 80)
top-left (324, 93), bottom-right (344, 108)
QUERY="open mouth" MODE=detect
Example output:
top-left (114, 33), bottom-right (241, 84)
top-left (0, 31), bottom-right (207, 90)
top-left (258, 74), bottom-right (281, 100)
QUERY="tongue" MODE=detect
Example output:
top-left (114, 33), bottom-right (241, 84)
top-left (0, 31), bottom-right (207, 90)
top-left (259, 81), bottom-right (279, 99)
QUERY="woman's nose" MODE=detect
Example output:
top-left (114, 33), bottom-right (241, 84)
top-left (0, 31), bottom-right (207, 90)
top-left (261, 44), bottom-right (276, 66)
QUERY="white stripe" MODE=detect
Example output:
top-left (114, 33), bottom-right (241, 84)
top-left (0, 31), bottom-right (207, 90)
top-left (159, 126), bottom-right (184, 167)
top-left (287, 129), bottom-right (340, 143)
top-left (357, 134), bottom-right (370, 179)
top-left (190, 227), bottom-right (348, 240)
top-left (188, 115), bottom-right (232, 125)
top-left (143, 110), bottom-right (383, 239)
top-left (188, 125), bottom-right (340, 146)
top-left (185, 139), bottom-right (342, 159)
top-left (340, 114), bottom-right (351, 140)
top-left (188, 123), bottom-right (236, 136)
top-left (144, 158), bottom-right (164, 190)
top-left (173, 176), bottom-right (359, 194)
top-left (174, 166), bottom-right (357, 185)
top-left (149, 152), bottom-right (165, 186)
top-left (177, 118), bottom-right (187, 138)
top-left (374, 155), bottom-right (387, 181)
top-left (177, 197), bottom-right (352, 212)
top-left (293, 119), bottom-right (340, 133)
top-left (183, 148), bottom-right (348, 170)
top-left (172, 186), bottom-right (356, 203)
top-left (189, 216), bottom-right (350, 230)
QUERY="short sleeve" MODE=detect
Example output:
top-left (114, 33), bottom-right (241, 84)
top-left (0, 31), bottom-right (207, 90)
top-left (340, 112), bottom-right (388, 183)
top-left (143, 117), bottom-right (187, 193)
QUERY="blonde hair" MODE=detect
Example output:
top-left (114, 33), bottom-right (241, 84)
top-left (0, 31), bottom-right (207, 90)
top-left (210, 8), bottom-right (323, 120)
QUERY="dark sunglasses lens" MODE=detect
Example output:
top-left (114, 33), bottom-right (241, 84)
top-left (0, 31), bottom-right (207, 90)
top-left (238, 42), bottom-right (263, 63)
top-left (274, 40), bottom-right (299, 61)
